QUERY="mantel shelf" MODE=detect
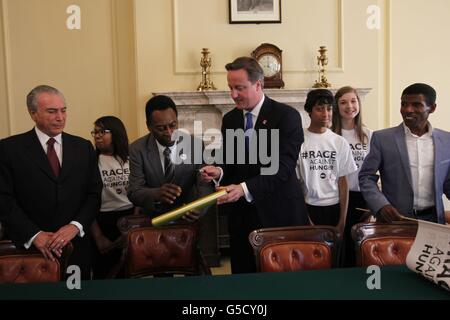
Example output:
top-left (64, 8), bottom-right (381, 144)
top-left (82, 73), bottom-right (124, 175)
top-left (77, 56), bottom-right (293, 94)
top-left (152, 88), bottom-right (372, 139)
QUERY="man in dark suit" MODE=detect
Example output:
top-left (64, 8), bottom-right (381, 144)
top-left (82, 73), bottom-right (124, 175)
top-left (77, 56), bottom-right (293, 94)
top-left (201, 57), bottom-right (309, 273)
top-left (128, 95), bottom-right (212, 219)
top-left (0, 85), bottom-right (102, 279)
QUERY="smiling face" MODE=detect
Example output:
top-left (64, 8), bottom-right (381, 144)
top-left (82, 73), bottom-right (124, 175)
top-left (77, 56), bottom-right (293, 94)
top-left (227, 69), bottom-right (263, 111)
top-left (29, 92), bottom-right (66, 137)
top-left (337, 91), bottom-right (360, 121)
top-left (400, 94), bottom-right (436, 135)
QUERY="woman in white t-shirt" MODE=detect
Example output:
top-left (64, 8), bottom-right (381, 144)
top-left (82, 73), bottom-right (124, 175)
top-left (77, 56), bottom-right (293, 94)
top-left (91, 116), bottom-right (134, 279)
top-left (332, 86), bottom-right (373, 266)
top-left (297, 89), bottom-right (357, 240)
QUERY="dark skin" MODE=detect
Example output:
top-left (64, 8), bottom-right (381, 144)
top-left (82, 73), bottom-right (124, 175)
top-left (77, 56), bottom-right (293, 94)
top-left (147, 108), bottom-right (200, 221)
top-left (379, 93), bottom-right (436, 222)
top-left (307, 103), bottom-right (348, 237)
top-left (147, 108), bottom-right (182, 205)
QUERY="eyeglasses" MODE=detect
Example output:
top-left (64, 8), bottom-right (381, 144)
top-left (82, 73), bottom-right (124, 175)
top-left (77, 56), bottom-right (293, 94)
top-left (91, 129), bottom-right (111, 137)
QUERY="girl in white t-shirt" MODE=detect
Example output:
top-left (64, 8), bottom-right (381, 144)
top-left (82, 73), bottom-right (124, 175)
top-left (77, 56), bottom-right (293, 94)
top-left (91, 116), bottom-right (134, 279)
top-left (332, 86), bottom-right (373, 266)
top-left (297, 89), bottom-right (357, 239)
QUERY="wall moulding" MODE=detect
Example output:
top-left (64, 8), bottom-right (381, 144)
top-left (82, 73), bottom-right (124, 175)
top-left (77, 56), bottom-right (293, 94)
top-left (171, 0), bottom-right (345, 76)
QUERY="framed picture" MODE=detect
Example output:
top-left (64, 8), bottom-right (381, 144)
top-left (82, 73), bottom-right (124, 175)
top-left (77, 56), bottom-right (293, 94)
top-left (229, 0), bottom-right (281, 24)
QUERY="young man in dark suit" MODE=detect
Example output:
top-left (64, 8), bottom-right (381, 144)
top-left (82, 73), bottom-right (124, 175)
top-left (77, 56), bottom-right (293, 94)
top-left (0, 85), bottom-right (102, 279)
top-left (201, 57), bottom-right (309, 273)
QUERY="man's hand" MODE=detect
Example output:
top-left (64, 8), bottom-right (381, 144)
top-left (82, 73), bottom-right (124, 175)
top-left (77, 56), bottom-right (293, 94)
top-left (33, 232), bottom-right (56, 261)
top-left (48, 224), bottom-right (79, 256)
top-left (155, 183), bottom-right (182, 204)
top-left (182, 210), bottom-right (202, 222)
top-left (378, 205), bottom-right (403, 223)
top-left (200, 166), bottom-right (221, 183)
top-left (217, 185), bottom-right (244, 205)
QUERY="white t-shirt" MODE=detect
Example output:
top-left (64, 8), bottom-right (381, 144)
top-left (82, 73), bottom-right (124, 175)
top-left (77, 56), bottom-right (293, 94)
top-left (296, 129), bottom-right (357, 206)
top-left (98, 154), bottom-right (133, 212)
top-left (341, 127), bottom-right (373, 192)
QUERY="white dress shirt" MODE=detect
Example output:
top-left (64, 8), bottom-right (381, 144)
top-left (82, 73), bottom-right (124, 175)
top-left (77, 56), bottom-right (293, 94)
top-left (403, 122), bottom-right (435, 210)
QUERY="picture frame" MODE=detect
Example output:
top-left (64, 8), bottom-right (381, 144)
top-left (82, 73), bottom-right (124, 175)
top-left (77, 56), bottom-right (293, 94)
top-left (229, 0), bottom-right (281, 24)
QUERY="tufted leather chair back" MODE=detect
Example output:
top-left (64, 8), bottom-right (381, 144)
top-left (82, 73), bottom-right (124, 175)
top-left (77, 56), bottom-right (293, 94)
top-left (117, 221), bottom-right (210, 277)
top-left (351, 222), bottom-right (418, 267)
top-left (248, 225), bottom-right (338, 273)
top-left (0, 240), bottom-right (73, 283)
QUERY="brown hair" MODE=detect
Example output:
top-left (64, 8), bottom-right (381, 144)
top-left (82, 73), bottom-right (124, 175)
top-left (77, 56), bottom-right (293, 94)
top-left (332, 86), bottom-right (368, 144)
top-left (225, 56), bottom-right (264, 84)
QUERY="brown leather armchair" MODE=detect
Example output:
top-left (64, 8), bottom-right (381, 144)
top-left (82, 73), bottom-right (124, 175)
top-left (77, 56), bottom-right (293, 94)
top-left (351, 222), bottom-right (418, 267)
top-left (114, 214), bottom-right (211, 277)
top-left (248, 225), bottom-right (339, 273)
top-left (0, 240), bottom-right (73, 284)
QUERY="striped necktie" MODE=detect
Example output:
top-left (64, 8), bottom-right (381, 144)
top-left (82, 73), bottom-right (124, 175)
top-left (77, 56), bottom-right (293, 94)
top-left (163, 147), bottom-right (175, 183)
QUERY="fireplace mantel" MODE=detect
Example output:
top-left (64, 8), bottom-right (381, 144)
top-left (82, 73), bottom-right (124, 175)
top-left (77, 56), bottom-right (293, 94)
top-left (153, 88), bottom-right (372, 140)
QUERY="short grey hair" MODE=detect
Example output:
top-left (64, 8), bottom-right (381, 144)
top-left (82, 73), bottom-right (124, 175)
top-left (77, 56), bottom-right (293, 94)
top-left (26, 85), bottom-right (65, 112)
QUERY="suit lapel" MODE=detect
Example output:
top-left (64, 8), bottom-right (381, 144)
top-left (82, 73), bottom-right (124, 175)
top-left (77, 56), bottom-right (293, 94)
top-left (432, 130), bottom-right (444, 164)
top-left (147, 135), bottom-right (164, 185)
top-left (24, 130), bottom-right (57, 181)
top-left (255, 96), bottom-right (272, 130)
top-left (432, 130), bottom-right (444, 186)
top-left (230, 108), bottom-right (245, 130)
top-left (59, 133), bottom-right (79, 181)
top-left (394, 124), bottom-right (413, 189)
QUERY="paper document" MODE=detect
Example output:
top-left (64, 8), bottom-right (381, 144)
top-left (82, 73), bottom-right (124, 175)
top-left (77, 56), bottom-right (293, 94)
top-left (406, 219), bottom-right (450, 291)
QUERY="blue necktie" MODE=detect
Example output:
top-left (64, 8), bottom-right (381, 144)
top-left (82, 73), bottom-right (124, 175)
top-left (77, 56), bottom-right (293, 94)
top-left (245, 112), bottom-right (253, 152)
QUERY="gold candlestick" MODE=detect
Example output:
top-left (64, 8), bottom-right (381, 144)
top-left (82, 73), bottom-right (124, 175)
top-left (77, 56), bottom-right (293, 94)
top-left (197, 48), bottom-right (216, 91)
top-left (313, 46), bottom-right (331, 88)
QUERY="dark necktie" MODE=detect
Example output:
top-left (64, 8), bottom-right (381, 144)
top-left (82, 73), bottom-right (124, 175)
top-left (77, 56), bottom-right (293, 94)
top-left (245, 112), bottom-right (253, 152)
top-left (47, 138), bottom-right (60, 177)
top-left (163, 147), bottom-right (175, 183)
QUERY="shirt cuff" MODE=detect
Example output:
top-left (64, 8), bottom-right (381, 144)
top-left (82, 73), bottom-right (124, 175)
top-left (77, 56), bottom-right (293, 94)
top-left (213, 167), bottom-right (224, 187)
top-left (70, 221), bottom-right (84, 237)
top-left (240, 182), bottom-right (253, 203)
top-left (24, 231), bottom-right (41, 249)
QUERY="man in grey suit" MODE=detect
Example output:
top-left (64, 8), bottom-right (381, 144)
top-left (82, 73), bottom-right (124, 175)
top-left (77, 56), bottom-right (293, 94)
top-left (359, 83), bottom-right (450, 224)
top-left (128, 95), bottom-right (212, 219)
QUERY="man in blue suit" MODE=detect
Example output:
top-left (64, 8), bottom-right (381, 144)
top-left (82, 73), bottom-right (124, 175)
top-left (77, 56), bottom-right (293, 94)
top-left (359, 83), bottom-right (450, 224)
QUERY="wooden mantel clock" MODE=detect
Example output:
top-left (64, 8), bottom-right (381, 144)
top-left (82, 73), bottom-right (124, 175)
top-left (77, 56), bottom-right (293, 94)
top-left (251, 43), bottom-right (285, 89)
